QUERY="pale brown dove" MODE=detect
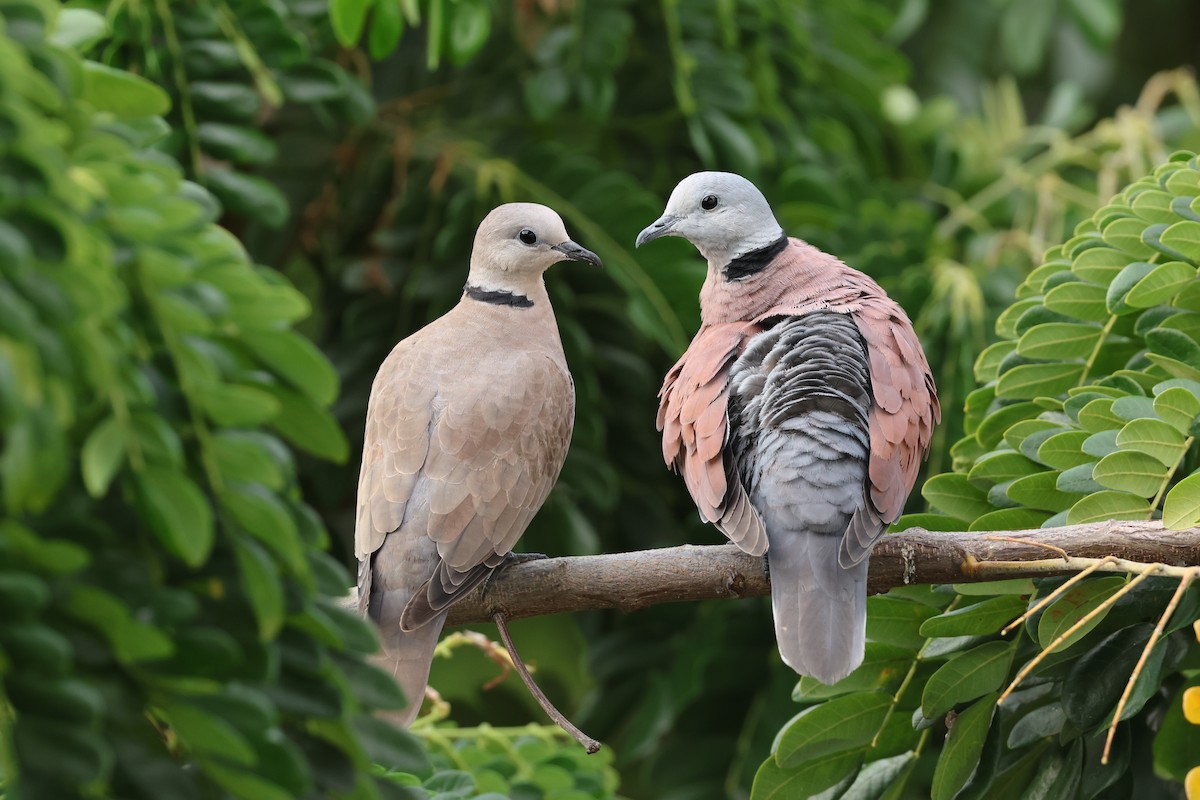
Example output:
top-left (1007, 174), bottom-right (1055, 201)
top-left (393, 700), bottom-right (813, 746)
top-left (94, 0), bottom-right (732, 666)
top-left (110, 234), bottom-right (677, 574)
top-left (356, 203), bottom-right (600, 723)
top-left (637, 172), bottom-right (939, 684)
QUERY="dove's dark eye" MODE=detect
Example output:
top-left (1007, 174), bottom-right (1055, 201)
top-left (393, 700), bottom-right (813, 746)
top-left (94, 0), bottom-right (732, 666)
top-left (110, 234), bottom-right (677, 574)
top-left (701, 195), bottom-right (719, 210)
top-left (519, 229), bottom-right (537, 245)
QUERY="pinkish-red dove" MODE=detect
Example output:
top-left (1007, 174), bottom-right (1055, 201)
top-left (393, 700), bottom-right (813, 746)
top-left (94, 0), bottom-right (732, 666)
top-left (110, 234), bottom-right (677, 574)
top-left (356, 203), bottom-right (600, 723)
top-left (637, 172), bottom-right (939, 683)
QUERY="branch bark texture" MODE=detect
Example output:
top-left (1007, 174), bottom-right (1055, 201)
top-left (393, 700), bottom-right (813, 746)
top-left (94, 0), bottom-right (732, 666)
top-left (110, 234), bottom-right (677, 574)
top-left (342, 521), bottom-right (1200, 626)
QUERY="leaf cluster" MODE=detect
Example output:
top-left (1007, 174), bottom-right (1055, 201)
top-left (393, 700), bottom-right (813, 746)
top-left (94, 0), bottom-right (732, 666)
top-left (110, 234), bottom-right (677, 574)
top-left (0, 4), bottom-right (426, 797)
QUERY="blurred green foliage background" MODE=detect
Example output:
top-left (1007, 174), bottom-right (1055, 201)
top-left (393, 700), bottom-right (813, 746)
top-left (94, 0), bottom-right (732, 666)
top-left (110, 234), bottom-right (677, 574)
top-left (4, 0), bottom-right (1200, 797)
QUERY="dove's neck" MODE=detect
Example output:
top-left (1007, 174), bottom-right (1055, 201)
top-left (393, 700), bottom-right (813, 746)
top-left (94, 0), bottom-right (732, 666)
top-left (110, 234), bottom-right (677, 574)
top-left (462, 267), bottom-right (549, 310)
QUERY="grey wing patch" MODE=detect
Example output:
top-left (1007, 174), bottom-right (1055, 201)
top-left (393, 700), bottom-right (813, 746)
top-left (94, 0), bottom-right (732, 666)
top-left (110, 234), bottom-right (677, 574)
top-left (727, 312), bottom-right (879, 558)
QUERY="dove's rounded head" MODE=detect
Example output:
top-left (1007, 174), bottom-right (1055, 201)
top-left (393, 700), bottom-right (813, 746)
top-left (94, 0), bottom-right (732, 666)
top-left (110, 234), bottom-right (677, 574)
top-left (470, 203), bottom-right (602, 288)
top-left (636, 172), bottom-right (785, 267)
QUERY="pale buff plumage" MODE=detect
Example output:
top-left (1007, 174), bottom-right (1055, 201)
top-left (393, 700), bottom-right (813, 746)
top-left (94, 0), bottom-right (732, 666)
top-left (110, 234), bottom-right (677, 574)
top-left (356, 203), bottom-right (598, 723)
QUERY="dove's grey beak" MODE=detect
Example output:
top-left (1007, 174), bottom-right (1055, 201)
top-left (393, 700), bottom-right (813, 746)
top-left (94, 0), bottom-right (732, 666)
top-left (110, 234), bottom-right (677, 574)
top-left (635, 214), bottom-right (680, 248)
top-left (552, 241), bottom-right (603, 268)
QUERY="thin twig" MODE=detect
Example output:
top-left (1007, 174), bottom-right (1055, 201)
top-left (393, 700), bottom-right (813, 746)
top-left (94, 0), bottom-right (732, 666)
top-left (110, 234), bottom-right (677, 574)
top-left (999, 568), bottom-right (1161, 704)
top-left (491, 612), bottom-right (601, 754)
top-left (1102, 568), bottom-right (1197, 764)
top-left (973, 556), bottom-right (1194, 581)
top-left (982, 536), bottom-right (1070, 560)
top-left (1001, 556), bottom-right (1117, 636)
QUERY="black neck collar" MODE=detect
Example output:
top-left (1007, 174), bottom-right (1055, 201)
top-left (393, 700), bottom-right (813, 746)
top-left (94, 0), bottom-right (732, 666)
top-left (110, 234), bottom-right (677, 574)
top-left (723, 234), bottom-right (789, 281)
top-left (464, 284), bottom-right (534, 308)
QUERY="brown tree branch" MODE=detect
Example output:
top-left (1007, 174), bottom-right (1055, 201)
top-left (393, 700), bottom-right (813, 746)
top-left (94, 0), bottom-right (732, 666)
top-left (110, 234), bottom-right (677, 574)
top-left (341, 521), bottom-right (1200, 625)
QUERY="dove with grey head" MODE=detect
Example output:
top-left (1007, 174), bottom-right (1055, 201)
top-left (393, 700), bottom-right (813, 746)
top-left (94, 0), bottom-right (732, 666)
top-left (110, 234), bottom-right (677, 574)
top-left (356, 202), bottom-right (600, 723)
top-left (638, 172), bottom-right (939, 684)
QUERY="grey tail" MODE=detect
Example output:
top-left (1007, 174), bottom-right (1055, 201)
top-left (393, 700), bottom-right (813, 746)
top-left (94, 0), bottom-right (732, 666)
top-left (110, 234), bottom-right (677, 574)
top-left (769, 532), bottom-right (868, 685)
top-left (369, 585), bottom-right (447, 726)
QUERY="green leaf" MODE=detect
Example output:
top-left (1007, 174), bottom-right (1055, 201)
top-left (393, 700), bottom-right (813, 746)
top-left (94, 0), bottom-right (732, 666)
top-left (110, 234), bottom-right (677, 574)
top-left (205, 763), bottom-right (294, 800)
top-left (1078, 398), bottom-right (1125, 432)
top-left (996, 363), bottom-right (1084, 400)
top-left (951, 579), bottom-right (1035, 596)
top-left (232, 536), bottom-right (284, 639)
top-left (205, 169), bottom-right (289, 228)
top-left (976, 402), bottom-right (1042, 449)
top-left (1163, 472), bottom-right (1200, 529)
top-left (919, 596), bottom-right (1026, 638)
top-left (1043, 281), bottom-right (1109, 322)
top-left (1154, 385), bottom-right (1200, 432)
top-left (49, 8), bottom-right (108, 50)
top-left (968, 507), bottom-right (1054, 532)
top-left (1056, 463), bottom-right (1103, 494)
top-left (1110, 395), bottom-right (1156, 420)
top-left (369, 0), bottom-right (405, 59)
top-left (12, 719), bottom-right (113, 789)
top-left (1016, 322), bottom-right (1101, 360)
top-left (1106, 261), bottom-right (1157, 314)
top-left (1134, 191), bottom-right (1178, 225)
top-left (196, 123), bottom-right (278, 165)
top-left (922, 642), bottom-right (1014, 719)
top-left (351, 714), bottom-right (431, 774)
top-left (1036, 575), bottom-right (1127, 650)
top-left (1035, 431), bottom-right (1092, 469)
top-left (1066, 489), bottom-right (1152, 524)
top-left (81, 416), bottom-right (125, 497)
top-left (212, 431), bottom-right (288, 490)
top-left (995, 299), bottom-right (1041, 339)
top-left (930, 693), bottom-right (998, 800)
top-left (775, 691), bottom-right (892, 767)
top-left (447, 0), bottom-right (491, 66)
top-left (268, 386), bottom-right (350, 462)
top-left (1091, 450), bottom-right (1168, 497)
top-left (838, 754), bottom-right (915, 800)
top-left (81, 61), bottom-right (171, 118)
top-left (1003, 419), bottom-right (1064, 451)
top-left (751, 750), bottom-right (863, 800)
top-left (241, 329), bottom-right (339, 405)
top-left (1000, 0), bottom-right (1053, 75)
top-left (968, 452), bottom-right (1042, 487)
top-left (1160, 220), bottom-right (1200, 264)
top-left (1007, 704), bottom-right (1065, 748)
top-left (163, 704), bottom-right (256, 765)
top-left (62, 585), bottom-right (173, 662)
top-left (1147, 328), bottom-right (1200, 368)
top-left (196, 382), bottom-right (281, 426)
top-left (191, 82), bottom-right (261, 121)
top-left (1115, 417), bottom-right (1188, 466)
top-left (922, 474), bottom-right (992, 522)
top-left (219, 482), bottom-right (304, 575)
top-left (1005, 471), bottom-right (1079, 512)
top-left (1152, 676), bottom-right (1200, 781)
top-left (866, 596), bottom-right (940, 650)
top-left (331, 0), bottom-right (371, 46)
top-left (975, 341), bottom-right (1016, 383)
top-left (1127, 260), bottom-right (1196, 307)
top-left (1063, 624), bottom-right (1162, 729)
top-left (1072, 246), bottom-right (1132, 284)
top-left (1101, 216), bottom-right (1154, 257)
top-left (134, 469), bottom-right (215, 567)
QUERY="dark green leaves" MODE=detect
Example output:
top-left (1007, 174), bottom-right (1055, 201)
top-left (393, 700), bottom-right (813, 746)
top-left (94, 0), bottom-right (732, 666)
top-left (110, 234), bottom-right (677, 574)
top-left (134, 469), bottom-right (214, 566)
top-left (775, 692), bottom-right (893, 767)
top-left (922, 643), bottom-right (1014, 719)
top-left (81, 61), bottom-right (170, 117)
top-left (930, 693), bottom-right (998, 800)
